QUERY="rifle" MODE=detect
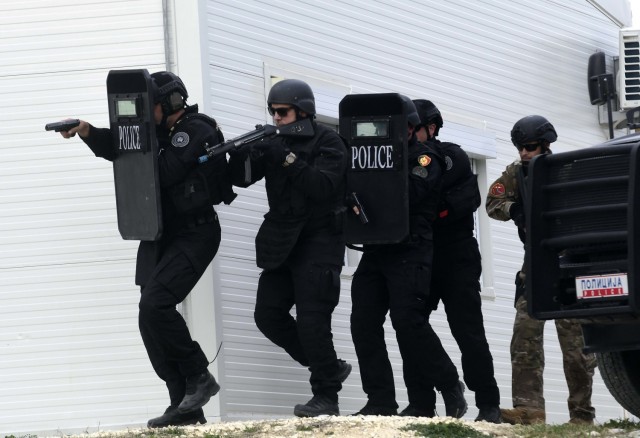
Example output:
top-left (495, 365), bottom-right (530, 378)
top-left (198, 118), bottom-right (314, 163)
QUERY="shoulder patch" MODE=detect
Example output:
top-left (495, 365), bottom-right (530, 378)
top-left (445, 155), bottom-right (453, 171)
top-left (418, 155), bottom-right (431, 167)
top-left (489, 183), bottom-right (506, 196)
top-left (412, 165), bottom-right (429, 178)
top-left (171, 132), bottom-right (190, 148)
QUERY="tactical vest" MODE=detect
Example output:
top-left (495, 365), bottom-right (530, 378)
top-left (407, 141), bottom-right (443, 237)
top-left (256, 124), bottom-right (343, 270)
top-left (169, 113), bottom-right (236, 214)
top-left (436, 141), bottom-right (481, 223)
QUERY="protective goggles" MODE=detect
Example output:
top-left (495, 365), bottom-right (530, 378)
top-left (268, 106), bottom-right (294, 117)
top-left (516, 141), bottom-right (544, 152)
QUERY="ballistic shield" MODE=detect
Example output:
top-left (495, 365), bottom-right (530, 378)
top-left (339, 93), bottom-right (410, 244)
top-left (106, 69), bottom-right (162, 241)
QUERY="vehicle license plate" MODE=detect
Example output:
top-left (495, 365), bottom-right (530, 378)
top-left (576, 273), bottom-right (629, 299)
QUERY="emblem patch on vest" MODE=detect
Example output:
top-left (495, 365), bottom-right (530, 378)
top-left (412, 166), bottom-right (429, 178)
top-left (445, 155), bottom-right (453, 171)
top-left (172, 132), bottom-right (190, 148)
top-left (418, 155), bottom-right (431, 167)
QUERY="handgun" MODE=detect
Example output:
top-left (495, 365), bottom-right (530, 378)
top-left (347, 192), bottom-right (369, 224)
top-left (45, 119), bottom-right (81, 132)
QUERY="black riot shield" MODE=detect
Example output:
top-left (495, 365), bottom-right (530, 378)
top-left (339, 93), bottom-right (409, 244)
top-left (106, 69), bottom-right (162, 241)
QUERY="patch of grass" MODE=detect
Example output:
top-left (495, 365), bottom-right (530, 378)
top-left (118, 429), bottom-right (226, 438)
top-left (512, 420), bottom-right (640, 438)
top-left (513, 423), bottom-right (584, 437)
top-left (402, 422), bottom-right (488, 438)
top-left (602, 418), bottom-right (640, 430)
top-left (296, 424), bottom-right (316, 431)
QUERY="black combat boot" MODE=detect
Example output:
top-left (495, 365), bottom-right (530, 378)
top-left (294, 395), bottom-right (339, 417)
top-left (441, 380), bottom-right (468, 418)
top-left (177, 370), bottom-right (220, 413)
top-left (147, 406), bottom-right (206, 428)
top-left (400, 404), bottom-right (436, 417)
top-left (352, 403), bottom-right (398, 416)
top-left (475, 405), bottom-right (502, 423)
top-left (336, 359), bottom-right (352, 382)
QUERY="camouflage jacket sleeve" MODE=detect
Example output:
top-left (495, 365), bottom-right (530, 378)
top-left (485, 161), bottom-right (521, 221)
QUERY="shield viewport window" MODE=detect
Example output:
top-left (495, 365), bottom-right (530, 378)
top-left (353, 120), bottom-right (389, 139)
top-left (115, 98), bottom-right (139, 118)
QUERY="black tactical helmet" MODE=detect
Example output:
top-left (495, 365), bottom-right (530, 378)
top-left (267, 79), bottom-right (316, 115)
top-left (413, 99), bottom-right (444, 136)
top-left (150, 71), bottom-right (188, 116)
top-left (511, 115), bottom-right (558, 147)
top-left (399, 95), bottom-right (421, 127)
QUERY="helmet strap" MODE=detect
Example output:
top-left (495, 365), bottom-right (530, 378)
top-left (427, 123), bottom-right (437, 140)
top-left (160, 110), bottom-right (169, 129)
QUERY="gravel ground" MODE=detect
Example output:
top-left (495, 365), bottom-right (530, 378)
top-left (46, 415), bottom-right (640, 438)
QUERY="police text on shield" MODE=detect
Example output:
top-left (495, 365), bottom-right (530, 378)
top-left (351, 145), bottom-right (393, 170)
top-left (118, 125), bottom-right (141, 150)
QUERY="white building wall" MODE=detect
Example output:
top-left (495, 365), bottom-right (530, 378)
top-left (0, 1), bottom-right (171, 434)
top-left (204, 0), bottom-right (627, 424)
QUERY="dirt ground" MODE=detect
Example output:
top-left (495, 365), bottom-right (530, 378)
top-left (54, 415), bottom-right (640, 438)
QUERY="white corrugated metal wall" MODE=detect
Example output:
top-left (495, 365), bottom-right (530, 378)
top-left (0, 0), bottom-right (171, 434)
top-left (205, 0), bottom-right (629, 424)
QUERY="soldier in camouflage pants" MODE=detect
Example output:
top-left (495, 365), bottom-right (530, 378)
top-left (486, 115), bottom-right (596, 425)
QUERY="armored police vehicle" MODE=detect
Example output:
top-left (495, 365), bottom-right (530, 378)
top-left (526, 131), bottom-right (640, 418)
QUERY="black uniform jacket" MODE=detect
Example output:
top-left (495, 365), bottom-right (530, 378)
top-left (228, 121), bottom-right (348, 269)
top-left (406, 138), bottom-right (443, 240)
top-left (430, 140), bottom-right (481, 244)
top-left (81, 105), bottom-right (233, 284)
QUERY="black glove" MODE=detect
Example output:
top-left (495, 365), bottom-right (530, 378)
top-left (252, 139), bottom-right (289, 165)
top-left (509, 202), bottom-right (525, 228)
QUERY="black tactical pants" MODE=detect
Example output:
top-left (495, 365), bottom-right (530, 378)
top-left (429, 236), bottom-right (500, 408)
top-left (254, 232), bottom-right (344, 402)
top-left (351, 240), bottom-right (459, 410)
top-left (137, 221), bottom-right (220, 406)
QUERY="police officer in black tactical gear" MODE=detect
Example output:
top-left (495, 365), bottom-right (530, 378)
top-left (227, 79), bottom-right (351, 417)
top-left (350, 96), bottom-right (467, 418)
top-left (412, 99), bottom-right (501, 423)
top-left (61, 71), bottom-right (235, 428)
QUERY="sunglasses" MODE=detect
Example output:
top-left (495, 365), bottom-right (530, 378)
top-left (516, 141), bottom-right (543, 152)
top-left (268, 106), bottom-right (293, 117)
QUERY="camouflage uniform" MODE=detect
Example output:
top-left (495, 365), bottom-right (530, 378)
top-left (486, 160), bottom-right (596, 422)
